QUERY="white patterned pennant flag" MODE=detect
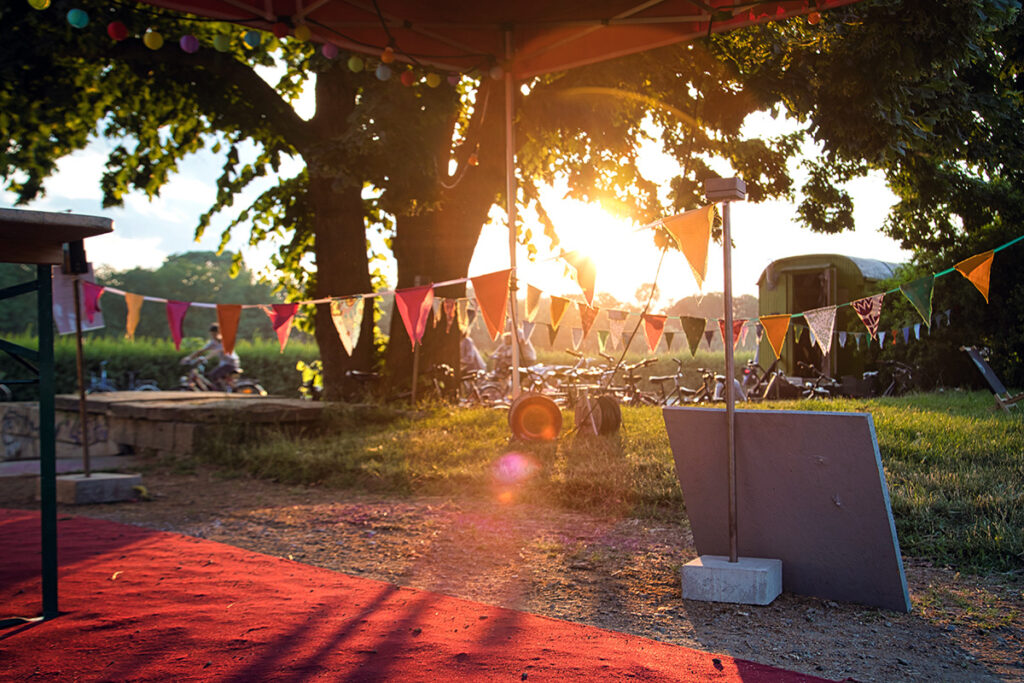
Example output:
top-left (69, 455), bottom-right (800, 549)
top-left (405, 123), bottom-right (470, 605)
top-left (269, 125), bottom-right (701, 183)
top-left (330, 297), bottom-right (364, 357)
top-left (803, 306), bottom-right (837, 356)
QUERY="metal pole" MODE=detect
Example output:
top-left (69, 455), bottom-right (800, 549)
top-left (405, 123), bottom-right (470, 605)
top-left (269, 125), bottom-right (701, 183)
top-left (37, 265), bottom-right (58, 618)
top-left (72, 277), bottom-right (90, 477)
top-left (722, 200), bottom-right (738, 563)
top-left (504, 30), bottom-right (521, 397)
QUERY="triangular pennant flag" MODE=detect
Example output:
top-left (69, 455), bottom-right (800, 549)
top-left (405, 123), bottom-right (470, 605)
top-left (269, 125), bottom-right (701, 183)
top-left (124, 293), bottom-right (144, 341)
top-left (851, 293), bottom-right (884, 340)
top-left (681, 316), bottom-right (705, 357)
top-left (945, 309), bottom-right (952, 326)
top-left (570, 327), bottom-right (583, 350)
top-left (578, 302), bottom-right (599, 340)
top-left (443, 298), bottom-right (457, 333)
top-left (914, 323), bottom-right (921, 340)
top-left (854, 332), bottom-right (863, 350)
top-left (794, 325), bottom-right (805, 343)
top-left (703, 329), bottom-right (715, 348)
top-left (717, 318), bottom-right (746, 350)
top-left (467, 306), bottom-right (477, 328)
top-left (80, 280), bottom-right (105, 324)
top-left (642, 314), bottom-right (667, 352)
top-left (547, 323), bottom-right (559, 347)
top-left (664, 332), bottom-right (675, 350)
top-left (879, 330), bottom-right (887, 348)
top-left (955, 250), bottom-right (994, 303)
top-left (597, 329), bottom-right (609, 354)
top-left (902, 327), bottom-right (911, 345)
top-left (431, 298), bottom-right (442, 328)
top-left (662, 204), bottom-right (714, 288)
top-left (522, 320), bottom-right (536, 342)
top-left (758, 314), bottom-right (791, 360)
top-left (525, 285), bottom-right (542, 322)
top-left (891, 328), bottom-right (900, 345)
top-left (900, 275), bottom-right (936, 327)
top-left (269, 303), bottom-right (299, 352)
top-left (166, 300), bottom-right (190, 351)
top-left (471, 269), bottom-right (512, 341)
top-left (803, 306), bottom-right (837, 356)
top-left (395, 285), bottom-right (434, 349)
top-left (549, 296), bottom-right (569, 330)
top-left (838, 331), bottom-right (848, 348)
top-left (562, 251), bottom-right (597, 306)
top-left (740, 324), bottom-right (750, 347)
top-left (330, 297), bottom-right (364, 357)
top-left (755, 322), bottom-right (764, 344)
top-left (457, 298), bottom-right (470, 334)
top-left (216, 304), bottom-right (242, 355)
top-left (607, 310), bottom-right (628, 350)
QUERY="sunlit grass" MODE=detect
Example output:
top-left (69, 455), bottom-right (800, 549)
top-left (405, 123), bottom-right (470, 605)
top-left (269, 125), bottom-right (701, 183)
top-left (195, 391), bottom-right (1023, 572)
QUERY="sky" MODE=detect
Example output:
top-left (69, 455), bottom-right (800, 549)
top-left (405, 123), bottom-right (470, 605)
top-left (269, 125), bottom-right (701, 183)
top-left (3, 108), bottom-right (910, 309)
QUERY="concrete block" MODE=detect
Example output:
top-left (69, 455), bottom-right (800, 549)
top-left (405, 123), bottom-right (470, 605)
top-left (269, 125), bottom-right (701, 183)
top-left (134, 420), bottom-right (174, 450)
top-left (172, 422), bottom-right (198, 453)
top-left (681, 555), bottom-right (782, 606)
top-left (52, 472), bottom-right (142, 505)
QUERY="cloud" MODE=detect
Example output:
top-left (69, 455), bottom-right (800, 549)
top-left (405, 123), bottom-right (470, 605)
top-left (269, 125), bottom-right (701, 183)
top-left (41, 150), bottom-right (108, 201)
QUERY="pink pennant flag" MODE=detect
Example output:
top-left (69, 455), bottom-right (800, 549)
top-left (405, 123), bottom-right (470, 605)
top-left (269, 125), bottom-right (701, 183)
top-left (80, 280), bottom-right (105, 324)
top-left (471, 269), bottom-right (512, 341)
top-left (266, 303), bottom-right (299, 352)
top-left (166, 300), bottom-right (190, 351)
top-left (717, 318), bottom-right (747, 350)
top-left (395, 285), bottom-right (435, 349)
top-left (642, 314), bottom-right (667, 352)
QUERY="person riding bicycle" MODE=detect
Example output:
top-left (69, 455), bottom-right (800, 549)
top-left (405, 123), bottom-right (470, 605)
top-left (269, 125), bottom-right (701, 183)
top-left (180, 323), bottom-right (241, 389)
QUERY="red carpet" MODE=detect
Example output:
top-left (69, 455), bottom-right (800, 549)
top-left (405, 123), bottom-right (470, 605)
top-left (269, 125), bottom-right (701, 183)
top-left (1, 509), bottom-right (832, 681)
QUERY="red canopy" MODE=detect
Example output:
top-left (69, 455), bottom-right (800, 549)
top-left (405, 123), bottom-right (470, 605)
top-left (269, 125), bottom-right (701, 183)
top-left (135, 0), bottom-right (862, 78)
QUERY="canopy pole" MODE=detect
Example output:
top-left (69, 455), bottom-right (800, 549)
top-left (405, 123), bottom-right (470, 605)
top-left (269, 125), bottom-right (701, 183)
top-left (505, 29), bottom-right (521, 397)
top-left (722, 199), bottom-right (738, 563)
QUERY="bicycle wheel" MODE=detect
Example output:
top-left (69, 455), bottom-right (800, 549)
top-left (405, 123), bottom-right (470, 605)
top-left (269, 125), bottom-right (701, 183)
top-left (234, 381), bottom-right (268, 396)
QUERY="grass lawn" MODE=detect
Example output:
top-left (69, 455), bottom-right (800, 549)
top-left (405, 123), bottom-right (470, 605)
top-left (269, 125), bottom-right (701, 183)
top-left (197, 390), bottom-right (1023, 574)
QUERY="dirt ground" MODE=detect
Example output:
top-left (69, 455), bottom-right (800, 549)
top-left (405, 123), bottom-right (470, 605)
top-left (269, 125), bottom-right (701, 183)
top-left (39, 464), bottom-right (1024, 682)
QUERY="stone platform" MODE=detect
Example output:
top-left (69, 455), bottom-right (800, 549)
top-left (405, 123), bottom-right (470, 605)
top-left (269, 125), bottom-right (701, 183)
top-left (1, 393), bottom-right (327, 504)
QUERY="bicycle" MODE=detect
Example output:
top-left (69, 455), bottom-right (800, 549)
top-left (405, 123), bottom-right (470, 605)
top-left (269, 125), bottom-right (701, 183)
top-left (87, 360), bottom-right (118, 393)
top-left (179, 357), bottom-right (267, 395)
top-left (796, 361), bottom-right (841, 399)
top-left (865, 360), bottom-right (915, 397)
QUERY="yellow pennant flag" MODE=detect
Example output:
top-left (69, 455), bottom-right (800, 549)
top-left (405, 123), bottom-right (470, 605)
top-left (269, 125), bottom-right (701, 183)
top-left (549, 296), bottom-right (569, 330)
top-left (662, 204), bottom-right (714, 289)
top-left (124, 293), bottom-right (144, 340)
top-left (525, 285), bottom-right (542, 322)
top-left (955, 250), bottom-right (994, 303)
top-left (759, 314), bottom-right (791, 360)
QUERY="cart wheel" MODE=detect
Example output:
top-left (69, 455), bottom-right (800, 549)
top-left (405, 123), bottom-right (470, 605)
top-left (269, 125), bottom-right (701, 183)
top-left (509, 392), bottom-right (562, 441)
top-left (574, 395), bottom-right (622, 435)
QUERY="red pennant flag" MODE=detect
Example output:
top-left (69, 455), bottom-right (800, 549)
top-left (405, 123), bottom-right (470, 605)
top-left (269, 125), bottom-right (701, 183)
top-left (642, 314), bottom-right (667, 352)
top-left (80, 280), bottom-right (105, 324)
top-left (166, 300), bottom-right (190, 351)
top-left (578, 302), bottom-right (599, 340)
top-left (471, 269), bottom-right (511, 341)
top-left (717, 318), bottom-right (746, 350)
top-left (268, 303), bottom-right (298, 352)
top-left (216, 304), bottom-right (243, 355)
top-left (395, 285), bottom-right (435, 349)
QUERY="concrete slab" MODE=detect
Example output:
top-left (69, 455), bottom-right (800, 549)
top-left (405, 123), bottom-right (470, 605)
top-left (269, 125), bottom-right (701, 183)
top-left (681, 555), bottom-right (782, 606)
top-left (52, 472), bottom-right (142, 505)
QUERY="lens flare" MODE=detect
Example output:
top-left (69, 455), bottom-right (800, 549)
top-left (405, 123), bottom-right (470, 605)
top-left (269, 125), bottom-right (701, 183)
top-left (491, 452), bottom-right (539, 503)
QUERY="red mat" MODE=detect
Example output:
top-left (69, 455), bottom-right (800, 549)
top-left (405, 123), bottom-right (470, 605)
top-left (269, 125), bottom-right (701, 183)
top-left (1, 509), bottom-right (832, 681)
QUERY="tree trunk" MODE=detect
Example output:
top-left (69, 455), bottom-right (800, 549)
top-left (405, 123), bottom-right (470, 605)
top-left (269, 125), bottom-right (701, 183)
top-left (384, 80), bottom-right (508, 391)
top-left (307, 67), bottom-right (376, 400)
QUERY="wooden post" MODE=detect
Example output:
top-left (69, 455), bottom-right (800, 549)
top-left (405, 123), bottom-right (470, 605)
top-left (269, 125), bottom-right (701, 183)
top-left (72, 276), bottom-right (91, 478)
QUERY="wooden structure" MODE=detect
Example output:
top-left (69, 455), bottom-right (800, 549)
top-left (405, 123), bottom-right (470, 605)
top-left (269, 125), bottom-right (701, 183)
top-left (757, 254), bottom-right (900, 381)
top-left (0, 207), bottom-right (113, 619)
top-left (961, 346), bottom-right (1024, 413)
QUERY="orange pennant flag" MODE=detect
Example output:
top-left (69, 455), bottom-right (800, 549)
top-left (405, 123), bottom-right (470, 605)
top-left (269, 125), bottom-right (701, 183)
top-left (759, 314), bottom-right (791, 360)
top-left (124, 293), bottom-right (144, 341)
top-left (955, 250), bottom-right (994, 303)
top-left (395, 285), bottom-right (435, 349)
top-left (578, 302), bottom-right (599, 340)
top-left (549, 296), bottom-right (569, 330)
top-left (562, 251), bottom-right (597, 306)
top-left (216, 304), bottom-right (243, 355)
top-left (470, 269), bottom-right (511, 341)
top-left (642, 313), bottom-right (667, 352)
top-left (662, 205), bottom-right (715, 289)
top-left (525, 285), bottom-right (542, 322)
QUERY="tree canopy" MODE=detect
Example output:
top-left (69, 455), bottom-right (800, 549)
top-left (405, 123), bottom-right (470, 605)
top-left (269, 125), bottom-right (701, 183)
top-left (5, 0), bottom-right (1024, 391)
